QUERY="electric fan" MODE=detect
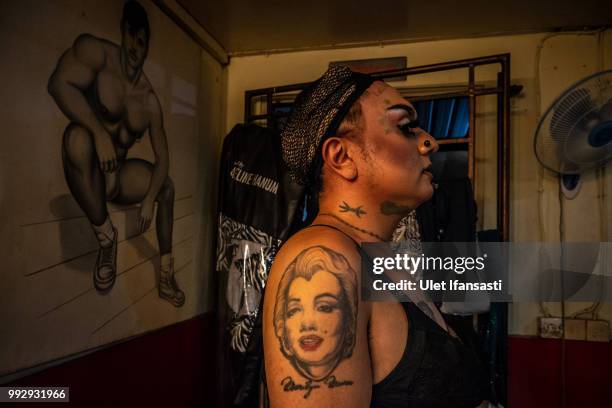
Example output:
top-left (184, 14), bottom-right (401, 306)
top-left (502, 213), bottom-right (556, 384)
top-left (534, 70), bottom-right (612, 303)
top-left (535, 69), bottom-right (612, 176)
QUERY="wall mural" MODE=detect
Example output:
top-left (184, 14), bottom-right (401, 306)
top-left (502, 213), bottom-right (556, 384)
top-left (48, 1), bottom-right (184, 307)
top-left (0, 0), bottom-right (208, 377)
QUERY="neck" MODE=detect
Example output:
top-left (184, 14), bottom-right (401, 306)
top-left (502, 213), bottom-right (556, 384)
top-left (315, 194), bottom-right (406, 242)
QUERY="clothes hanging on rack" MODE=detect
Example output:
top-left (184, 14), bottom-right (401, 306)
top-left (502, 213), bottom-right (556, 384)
top-left (215, 124), bottom-right (303, 406)
top-left (217, 124), bottom-right (303, 352)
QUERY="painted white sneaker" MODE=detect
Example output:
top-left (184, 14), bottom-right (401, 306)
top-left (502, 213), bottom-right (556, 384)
top-left (94, 227), bottom-right (117, 293)
top-left (159, 259), bottom-right (185, 307)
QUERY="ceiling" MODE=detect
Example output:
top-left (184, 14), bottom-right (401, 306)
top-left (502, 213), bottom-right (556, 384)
top-left (177, 0), bottom-right (611, 55)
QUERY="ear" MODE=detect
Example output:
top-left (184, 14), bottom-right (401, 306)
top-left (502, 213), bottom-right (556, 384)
top-left (320, 137), bottom-right (358, 181)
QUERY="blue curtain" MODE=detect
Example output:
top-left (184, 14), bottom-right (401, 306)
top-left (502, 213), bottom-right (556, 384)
top-left (414, 96), bottom-right (469, 139)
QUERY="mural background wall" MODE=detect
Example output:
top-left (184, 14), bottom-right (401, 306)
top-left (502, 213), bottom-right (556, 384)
top-left (0, 0), bottom-right (224, 377)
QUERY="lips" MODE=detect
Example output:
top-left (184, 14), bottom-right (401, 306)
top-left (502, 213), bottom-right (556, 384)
top-left (422, 165), bottom-right (434, 178)
top-left (299, 335), bottom-right (323, 351)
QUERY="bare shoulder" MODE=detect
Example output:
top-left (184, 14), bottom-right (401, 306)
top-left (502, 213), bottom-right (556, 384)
top-left (269, 227), bottom-right (363, 281)
top-left (71, 34), bottom-right (109, 67)
top-left (263, 227), bottom-right (371, 406)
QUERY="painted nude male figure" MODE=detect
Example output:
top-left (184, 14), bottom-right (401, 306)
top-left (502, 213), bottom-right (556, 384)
top-left (48, 1), bottom-right (184, 306)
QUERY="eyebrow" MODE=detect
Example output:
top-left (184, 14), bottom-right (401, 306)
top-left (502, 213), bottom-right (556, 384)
top-left (315, 293), bottom-right (339, 302)
top-left (387, 104), bottom-right (418, 121)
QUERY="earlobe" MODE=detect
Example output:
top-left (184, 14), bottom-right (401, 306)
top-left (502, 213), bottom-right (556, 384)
top-left (344, 163), bottom-right (358, 180)
top-left (321, 137), bottom-right (358, 181)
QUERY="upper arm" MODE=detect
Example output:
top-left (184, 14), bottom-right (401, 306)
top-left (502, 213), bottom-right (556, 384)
top-left (48, 34), bottom-right (106, 92)
top-left (146, 92), bottom-right (168, 164)
top-left (263, 232), bottom-right (372, 407)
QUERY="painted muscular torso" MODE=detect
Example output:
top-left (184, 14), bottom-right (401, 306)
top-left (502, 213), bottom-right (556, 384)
top-left (86, 43), bottom-right (152, 160)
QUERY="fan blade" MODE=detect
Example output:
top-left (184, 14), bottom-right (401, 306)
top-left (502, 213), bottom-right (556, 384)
top-left (550, 88), bottom-right (592, 144)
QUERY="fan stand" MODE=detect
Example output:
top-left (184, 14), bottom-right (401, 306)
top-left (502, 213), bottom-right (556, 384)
top-left (540, 167), bottom-right (609, 341)
top-left (560, 174), bottom-right (582, 199)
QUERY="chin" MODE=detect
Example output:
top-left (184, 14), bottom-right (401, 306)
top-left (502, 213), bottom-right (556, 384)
top-left (425, 184), bottom-right (435, 199)
top-left (414, 184), bottom-right (435, 207)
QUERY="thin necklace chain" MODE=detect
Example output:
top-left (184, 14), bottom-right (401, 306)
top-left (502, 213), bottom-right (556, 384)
top-left (318, 213), bottom-right (387, 242)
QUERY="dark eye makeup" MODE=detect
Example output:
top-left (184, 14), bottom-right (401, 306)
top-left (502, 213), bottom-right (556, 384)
top-left (398, 118), bottom-right (420, 138)
top-left (386, 104), bottom-right (419, 138)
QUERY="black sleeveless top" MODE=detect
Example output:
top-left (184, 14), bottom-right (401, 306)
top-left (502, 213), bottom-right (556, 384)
top-left (371, 301), bottom-right (489, 407)
top-left (309, 224), bottom-right (489, 408)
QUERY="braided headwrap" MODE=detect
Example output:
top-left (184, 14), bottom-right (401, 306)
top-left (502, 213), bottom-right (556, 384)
top-left (280, 66), bottom-right (374, 186)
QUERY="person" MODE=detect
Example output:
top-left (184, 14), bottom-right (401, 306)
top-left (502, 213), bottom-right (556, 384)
top-left (262, 66), bottom-right (488, 406)
top-left (48, 1), bottom-right (184, 306)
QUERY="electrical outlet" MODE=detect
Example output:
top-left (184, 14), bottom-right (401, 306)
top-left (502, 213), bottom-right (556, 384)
top-left (539, 317), bottom-right (610, 342)
top-left (539, 317), bottom-right (563, 339)
top-left (586, 320), bottom-right (610, 342)
top-left (563, 319), bottom-right (586, 340)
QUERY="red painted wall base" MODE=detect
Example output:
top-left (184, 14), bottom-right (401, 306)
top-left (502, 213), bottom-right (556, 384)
top-left (508, 335), bottom-right (612, 407)
top-left (8, 323), bottom-right (612, 407)
top-left (8, 312), bottom-right (217, 406)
